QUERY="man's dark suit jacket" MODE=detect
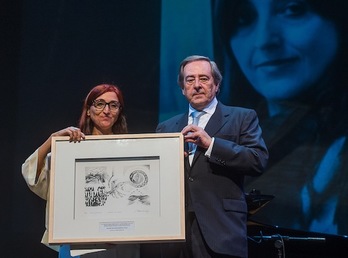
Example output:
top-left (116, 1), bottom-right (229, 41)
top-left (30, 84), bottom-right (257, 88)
top-left (156, 102), bottom-right (268, 258)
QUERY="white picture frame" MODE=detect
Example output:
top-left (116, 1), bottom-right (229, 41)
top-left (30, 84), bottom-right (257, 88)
top-left (48, 133), bottom-right (185, 245)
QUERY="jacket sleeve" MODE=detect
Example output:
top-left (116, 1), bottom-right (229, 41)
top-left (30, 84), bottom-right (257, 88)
top-left (21, 149), bottom-right (50, 200)
top-left (209, 109), bottom-right (268, 176)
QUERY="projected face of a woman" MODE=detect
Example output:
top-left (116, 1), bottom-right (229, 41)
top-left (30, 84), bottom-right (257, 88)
top-left (229, 0), bottom-right (338, 108)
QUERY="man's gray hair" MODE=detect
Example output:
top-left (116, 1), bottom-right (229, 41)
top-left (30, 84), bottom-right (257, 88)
top-left (177, 55), bottom-right (223, 89)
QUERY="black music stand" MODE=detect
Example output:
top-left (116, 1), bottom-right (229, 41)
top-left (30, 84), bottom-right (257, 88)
top-left (246, 189), bottom-right (274, 217)
top-left (246, 189), bottom-right (326, 258)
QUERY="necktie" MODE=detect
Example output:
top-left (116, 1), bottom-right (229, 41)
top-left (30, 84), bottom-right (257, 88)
top-left (188, 111), bottom-right (204, 155)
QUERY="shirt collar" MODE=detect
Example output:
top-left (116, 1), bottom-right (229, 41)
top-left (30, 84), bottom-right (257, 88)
top-left (189, 97), bottom-right (218, 116)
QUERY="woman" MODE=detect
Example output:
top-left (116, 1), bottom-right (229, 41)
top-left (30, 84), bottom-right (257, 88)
top-left (214, 0), bottom-right (348, 235)
top-left (22, 84), bottom-right (140, 257)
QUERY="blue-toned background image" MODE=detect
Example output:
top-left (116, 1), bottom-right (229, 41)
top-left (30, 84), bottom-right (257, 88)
top-left (3, 0), bottom-right (348, 257)
top-left (160, 0), bottom-right (348, 237)
top-left (212, 0), bottom-right (348, 237)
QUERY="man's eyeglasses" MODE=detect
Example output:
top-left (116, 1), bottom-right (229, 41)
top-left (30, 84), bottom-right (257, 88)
top-left (92, 99), bottom-right (121, 112)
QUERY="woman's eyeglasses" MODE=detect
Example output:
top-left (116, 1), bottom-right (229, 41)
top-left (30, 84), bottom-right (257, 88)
top-left (92, 99), bottom-right (121, 112)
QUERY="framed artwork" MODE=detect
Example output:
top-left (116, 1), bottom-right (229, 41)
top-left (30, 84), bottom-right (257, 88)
top-left (48, 133), bottom-right (185, 245)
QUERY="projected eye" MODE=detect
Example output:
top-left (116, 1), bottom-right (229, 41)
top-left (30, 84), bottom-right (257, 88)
top-left (280, 1), bottom-right (309, 17)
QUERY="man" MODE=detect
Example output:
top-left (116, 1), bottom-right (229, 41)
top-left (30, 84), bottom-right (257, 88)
top-left (156, 55), bottom-right (268, 258)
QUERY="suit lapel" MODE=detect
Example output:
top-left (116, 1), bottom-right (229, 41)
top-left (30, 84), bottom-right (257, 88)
top-left (173, 113), bottom-right (192, 169)
top-left (191, 103), bottom-right (229, 165)
top-left (205, 103), bottom-right (229, 136)
top-left (176, 113), bottom-right (188, 131)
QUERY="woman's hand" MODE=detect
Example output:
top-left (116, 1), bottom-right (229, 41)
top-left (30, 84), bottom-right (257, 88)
top-left (51, 126), bottom-right (86, 143)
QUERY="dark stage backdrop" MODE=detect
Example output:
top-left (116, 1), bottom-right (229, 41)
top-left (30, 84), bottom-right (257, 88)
top-left (4, 1), bottom-right (161, 257)
top-left (3, 0), bottom-right (348, 258)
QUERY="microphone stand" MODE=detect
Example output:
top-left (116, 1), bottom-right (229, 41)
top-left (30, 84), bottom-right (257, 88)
top-left (249, 233), bottom-right (326, 258)
top-left (246, 190), bottom-right (326, 257)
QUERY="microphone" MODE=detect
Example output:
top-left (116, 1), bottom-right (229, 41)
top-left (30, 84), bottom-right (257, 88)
top-left (250, 234), bottom-right (326, 242)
